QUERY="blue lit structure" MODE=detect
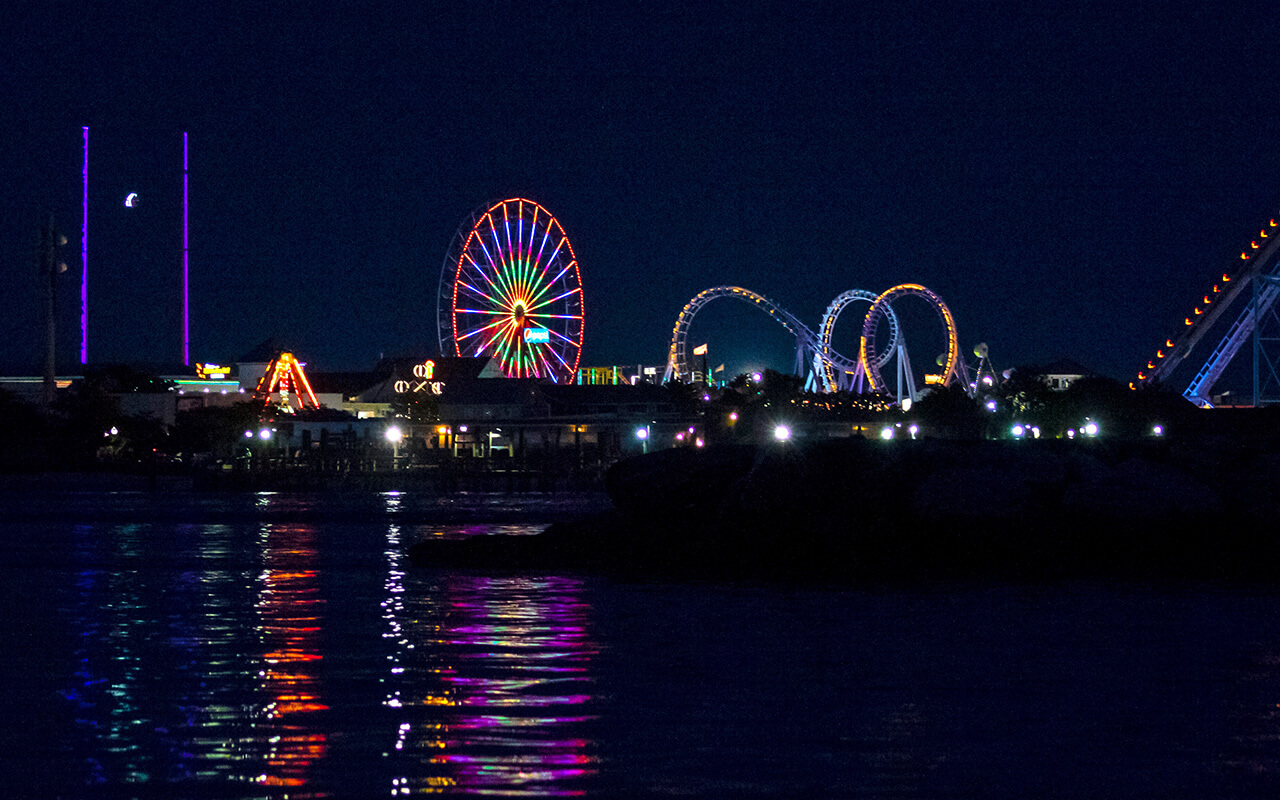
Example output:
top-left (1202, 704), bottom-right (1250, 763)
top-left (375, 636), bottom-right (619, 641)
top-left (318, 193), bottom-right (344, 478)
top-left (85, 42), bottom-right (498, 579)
top-left (663, 284), bottom-right (962, 402)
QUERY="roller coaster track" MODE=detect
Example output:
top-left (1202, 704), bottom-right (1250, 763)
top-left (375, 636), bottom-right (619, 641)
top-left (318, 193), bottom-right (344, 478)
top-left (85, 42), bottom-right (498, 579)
top-left (1137, 212), bottom-right (1280, 406)
top-left (663, 284), bottom-right (960, 397)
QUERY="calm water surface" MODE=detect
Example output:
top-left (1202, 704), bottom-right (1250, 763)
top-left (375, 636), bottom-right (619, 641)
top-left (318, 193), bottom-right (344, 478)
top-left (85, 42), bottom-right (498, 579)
top-left (3, 488), bottom-right (1280, 797)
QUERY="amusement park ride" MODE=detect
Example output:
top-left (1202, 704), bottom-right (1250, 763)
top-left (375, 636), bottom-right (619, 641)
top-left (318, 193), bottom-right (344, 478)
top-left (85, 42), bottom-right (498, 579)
top-left (1135, 207), bottom-right (1280, 407)
top-left (662, 283), bottom-right (966, 403)
top-left (436, 198), bottom-right (585, 385)
top-left (431, 198), bottom-right (970, 402)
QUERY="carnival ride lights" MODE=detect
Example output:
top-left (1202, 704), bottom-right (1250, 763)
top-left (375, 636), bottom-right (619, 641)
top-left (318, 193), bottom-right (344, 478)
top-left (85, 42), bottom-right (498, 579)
top-left (438, 199), bottom-right (584, 384)
top-left (664, 285), bottom-right (909, 393)
top-left (860, 284), bottom-right (960, 395)
top-left (255, 352), bottom-right (320, 411)
top-left (1135, 208), bottom-right (1280, 404)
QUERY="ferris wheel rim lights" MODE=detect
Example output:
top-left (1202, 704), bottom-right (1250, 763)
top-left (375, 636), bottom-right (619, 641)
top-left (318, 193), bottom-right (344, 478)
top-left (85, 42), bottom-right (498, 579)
top-left (444, 198), bottom-right (584, 383)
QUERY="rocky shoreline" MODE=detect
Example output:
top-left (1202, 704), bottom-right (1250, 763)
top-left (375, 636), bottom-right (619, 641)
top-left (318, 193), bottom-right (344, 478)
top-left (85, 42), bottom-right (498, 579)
top-left (407, 437), bottom-right (1280, 582)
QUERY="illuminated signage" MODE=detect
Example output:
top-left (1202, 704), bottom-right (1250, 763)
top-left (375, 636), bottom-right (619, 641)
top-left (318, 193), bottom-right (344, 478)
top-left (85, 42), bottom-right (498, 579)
top-left (924, 374), bottom-right (944, 385)
top-left (196, 362), bottom-right (231, 380)
top-left (395, 360), bottom-right (444, 395)
top-left (523, 328), bottom-right (550, 344)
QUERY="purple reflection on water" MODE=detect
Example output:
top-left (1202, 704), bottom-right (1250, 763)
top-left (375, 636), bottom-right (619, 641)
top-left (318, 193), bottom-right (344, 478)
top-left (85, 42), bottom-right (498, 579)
top-left (438, 575), bottom-right (599, 794)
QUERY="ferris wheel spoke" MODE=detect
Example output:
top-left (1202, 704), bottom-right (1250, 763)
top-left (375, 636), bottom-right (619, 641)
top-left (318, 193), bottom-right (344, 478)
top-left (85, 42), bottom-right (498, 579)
top-left (531, 343), bottom-right (557, 377)
top-left (526, 205), bottom-right (539, 263)
top-left (485, 227), bottom-right (518, 300)
top-left (526, 314), bottom-right (583, 323)
top-left (455, 315), bottom-right (511, 343)
top-left (542, 341), bottom-right (575, 373)
top-left (503, 203), bottom-right (514, 264)
top-left (457, 276), bottom-right (506, 306)
top-left (474, 231), bottom-right (500, 276)
top-left (462, 253), bottom-right (505, 300)
top-left (455, 307), bottom-right (517, 316)
top-left (479, 316), bottom-right (520, 360)
top-left (545, 327), bottom-right (582, 349)
top-left (529, 286), bottom-right (582, 313)
top-left (531, 225), bottom-right (553, 281)
top-left (526, 266), bottom-right (574, 310)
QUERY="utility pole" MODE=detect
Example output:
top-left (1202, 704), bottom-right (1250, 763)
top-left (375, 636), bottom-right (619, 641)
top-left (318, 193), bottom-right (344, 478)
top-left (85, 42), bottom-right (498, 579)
top-left (40, 213), bottom-right (67, 407)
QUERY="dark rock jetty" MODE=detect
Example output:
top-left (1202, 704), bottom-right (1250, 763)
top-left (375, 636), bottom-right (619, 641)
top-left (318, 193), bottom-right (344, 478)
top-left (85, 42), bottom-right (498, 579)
top-left (408, 437), bottom-right (1280, 582)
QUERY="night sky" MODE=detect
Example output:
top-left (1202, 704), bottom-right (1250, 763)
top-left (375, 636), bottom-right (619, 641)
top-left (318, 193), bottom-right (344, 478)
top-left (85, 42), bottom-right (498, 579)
top-left (5, 1), bottom-right (1280, 390)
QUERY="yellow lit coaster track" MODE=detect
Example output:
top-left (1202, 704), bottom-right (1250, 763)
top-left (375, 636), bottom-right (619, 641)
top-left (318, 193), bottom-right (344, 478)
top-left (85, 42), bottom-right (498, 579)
top-left (664, 283), bottom-right (962, 402)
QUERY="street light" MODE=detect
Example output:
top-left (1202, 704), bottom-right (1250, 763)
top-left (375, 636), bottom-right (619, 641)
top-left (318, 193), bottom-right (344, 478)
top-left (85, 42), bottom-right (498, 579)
top-left (773, 424), bottom-right (791, 442)
top-left (385, 425), bottom-right (403, 468)
top-left (635, 426), bottom-right (649, 453)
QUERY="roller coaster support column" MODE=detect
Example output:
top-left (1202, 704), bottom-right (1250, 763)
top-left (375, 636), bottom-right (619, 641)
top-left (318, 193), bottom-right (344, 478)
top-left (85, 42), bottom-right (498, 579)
top-left (896, 342), bottom-right (918, 405)
top-left (1253, 274), bottom-right (1280, 406)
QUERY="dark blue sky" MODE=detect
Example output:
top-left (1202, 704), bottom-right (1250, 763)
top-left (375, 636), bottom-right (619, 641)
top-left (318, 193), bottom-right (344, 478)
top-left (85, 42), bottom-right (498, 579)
top-left (5, 1), bottom-right (1280, 389)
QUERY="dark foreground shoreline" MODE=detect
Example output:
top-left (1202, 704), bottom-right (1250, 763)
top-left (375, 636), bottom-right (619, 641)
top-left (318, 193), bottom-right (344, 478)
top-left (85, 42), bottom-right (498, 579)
top-left (408, 437), bottom-right (1280, 583)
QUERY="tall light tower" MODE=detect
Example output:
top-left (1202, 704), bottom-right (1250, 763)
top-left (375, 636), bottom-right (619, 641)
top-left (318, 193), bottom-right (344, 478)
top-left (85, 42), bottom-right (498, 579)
top-left (80, 125), bottom-right (88, 365)
top-left (182, 130), bottom-right (189, 366)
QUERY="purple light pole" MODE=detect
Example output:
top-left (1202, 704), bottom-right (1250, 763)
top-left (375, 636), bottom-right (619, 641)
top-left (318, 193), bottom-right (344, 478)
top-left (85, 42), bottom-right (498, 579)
top-left (183, 131), bottom-right (189, 366)
top-left (80, 126), bottom-right (88, 365)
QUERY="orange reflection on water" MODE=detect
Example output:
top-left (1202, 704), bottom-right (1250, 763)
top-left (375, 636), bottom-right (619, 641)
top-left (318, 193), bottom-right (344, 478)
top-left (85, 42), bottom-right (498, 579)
top-left (253, 523), bottom-right (327, 787)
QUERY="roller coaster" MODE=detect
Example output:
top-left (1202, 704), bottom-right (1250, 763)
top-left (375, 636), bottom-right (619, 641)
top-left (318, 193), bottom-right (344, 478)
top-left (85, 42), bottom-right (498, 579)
top-left (1135, 207), bottom-right (1280, 406)
top-left (664, 283), bottom-right (964, 402)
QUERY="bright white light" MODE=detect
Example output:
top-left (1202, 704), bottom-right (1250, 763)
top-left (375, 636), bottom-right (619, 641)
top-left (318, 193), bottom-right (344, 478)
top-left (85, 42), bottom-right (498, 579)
top-left (880, 426), bottom-right (894, 440)
top-left (986, 400), bottom-right (997, 412)
top-left (901, 398), bottom-right (913, 412)
top-left (676, 432), bottom-right (685, 442)
top-left (258, 428), bottom-right (272, 440)
top-left (1153, 424), bottom-right (1164, 436)
top-left (729, 411), bottom-right (739, 422)
top-left (751, 372), bottom-right (763, 382)
top-left (908, 424), bottom-right (919, 438)
top-left (244, 430), bottom-right (254, 438)
top-left (109, 426), bottom-right (118, 436)
top-left (702, 394), bottom-right (710, 401)
top-left (982, 375), bottom-right (994, 386)
top-left (1031, 426), bottom-right (1041, 439)
top-left (1012, 424), bottom-right (1025, 438)
top-left (1067, 429), bottom-right (1076, 439)
top-left (773, 425), bottom-right (791, 442)
top-left (635, 428), bottom-right (649, 440)
top-left (1083, 422), bottom-right (1099, 437)
top-left (124, 192), bottom-right (139, 207)
top-left (695, 437), bottom-right (704, 448)
top-left (458, 425), bottom-right (468, 433)
top-left (385, 426), bottom-right (403, 443)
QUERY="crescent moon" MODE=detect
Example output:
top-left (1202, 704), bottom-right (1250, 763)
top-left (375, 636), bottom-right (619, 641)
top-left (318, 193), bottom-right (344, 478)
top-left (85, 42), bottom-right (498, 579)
top-left (124, 192), bottom-right (139, 208)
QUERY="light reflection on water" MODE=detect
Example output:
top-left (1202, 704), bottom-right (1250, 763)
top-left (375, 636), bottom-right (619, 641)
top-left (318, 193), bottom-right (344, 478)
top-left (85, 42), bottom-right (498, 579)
top-left (251, 522), bottom-right (328, 788)
top-left (9, 489), bottom-right (1280, 797)
top-left (381, 492), bottom-right (598, 796)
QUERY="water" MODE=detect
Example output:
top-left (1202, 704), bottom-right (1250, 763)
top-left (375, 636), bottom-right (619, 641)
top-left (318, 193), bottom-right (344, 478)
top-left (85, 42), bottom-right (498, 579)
top-left (3, 488), bottom-right (1280, 797)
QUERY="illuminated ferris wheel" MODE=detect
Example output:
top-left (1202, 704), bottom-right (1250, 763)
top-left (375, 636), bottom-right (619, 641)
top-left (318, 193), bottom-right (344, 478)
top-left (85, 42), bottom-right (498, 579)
top-left (437, 198), bottom-right (585, 383)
